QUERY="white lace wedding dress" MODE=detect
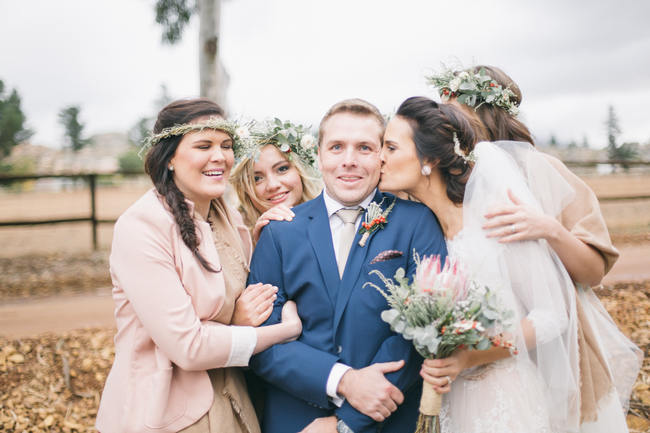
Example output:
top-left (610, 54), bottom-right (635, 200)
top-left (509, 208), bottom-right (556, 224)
top-left (435, 142), bottom-right (640, 433)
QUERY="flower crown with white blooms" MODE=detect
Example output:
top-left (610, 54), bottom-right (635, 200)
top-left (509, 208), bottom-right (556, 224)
top-left (139, 117), bottom-right (253, 158)
top-left (427, 67), bottom-right (520, 116)
top-left (237, 118), bottom-right (318, 169)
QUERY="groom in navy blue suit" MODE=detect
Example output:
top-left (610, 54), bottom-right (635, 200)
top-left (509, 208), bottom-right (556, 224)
top-left (249, 99), bottom-right (447, 433)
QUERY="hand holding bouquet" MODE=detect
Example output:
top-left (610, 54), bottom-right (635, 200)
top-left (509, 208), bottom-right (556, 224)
top-left (365, 252), bottom-right (516, 433)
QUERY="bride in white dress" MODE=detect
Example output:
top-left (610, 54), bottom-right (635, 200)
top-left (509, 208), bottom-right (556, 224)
top-left (379, 96), bottom-right (641, 433)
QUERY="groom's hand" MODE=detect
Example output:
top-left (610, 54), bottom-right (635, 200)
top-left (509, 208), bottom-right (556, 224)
top-left (299, 416), bottom-right (337, 433)
top-left (337, 360), bottom-right (405, 422)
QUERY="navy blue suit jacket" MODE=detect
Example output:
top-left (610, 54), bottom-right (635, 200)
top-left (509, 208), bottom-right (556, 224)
top-left (249, 191), bottom-right (447, 433)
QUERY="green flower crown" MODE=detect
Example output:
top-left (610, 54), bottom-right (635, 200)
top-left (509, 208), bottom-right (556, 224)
top-left (236, 118), bottom-right (318, 169)
top-left (138, 117), bottom-right (252, 158)
top-left (426, 67), bottom-right (520, 116)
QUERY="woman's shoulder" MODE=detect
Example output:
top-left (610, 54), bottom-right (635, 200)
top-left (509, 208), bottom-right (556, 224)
top-left (538, 152), bottom-right (573, 174)
top-left (538, 152), bottom-right (596, 197)
top-left (115, 189), bottom-right (175, 234)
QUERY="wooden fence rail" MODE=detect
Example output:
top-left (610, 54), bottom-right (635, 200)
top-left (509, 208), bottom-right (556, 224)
top-left (563, 160), bottom-right (650, 167)
top-left (0, 172), bottom-right (142, 250)
top-left (1, 164), bottom-right (649, 250)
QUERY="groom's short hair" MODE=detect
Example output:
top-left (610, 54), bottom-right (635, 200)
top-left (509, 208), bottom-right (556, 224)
top-left (318, 98), bottom-right (385, 146)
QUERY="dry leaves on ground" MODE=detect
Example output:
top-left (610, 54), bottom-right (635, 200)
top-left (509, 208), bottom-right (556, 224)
top-left (0, 253), bottom-right (110, 301)
top-left (0, 282), bottom-right (648, 432)
top-left (0, 329), bottom-right (114, 432)
top-left (595, 282), bottom-right (650, 432)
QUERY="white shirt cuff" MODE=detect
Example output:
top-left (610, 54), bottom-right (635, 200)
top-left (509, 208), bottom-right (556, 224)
top-left (226, 326), bottom-right (257, 367)
top-left (327, 362), bottom-right (351, 407)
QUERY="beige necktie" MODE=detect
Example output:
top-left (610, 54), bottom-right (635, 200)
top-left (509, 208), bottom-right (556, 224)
top-left (335, 207), bottom-right (363, 277)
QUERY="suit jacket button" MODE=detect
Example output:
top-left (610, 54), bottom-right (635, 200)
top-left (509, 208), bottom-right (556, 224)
top-left (337, 345), bottom-right (343, 354)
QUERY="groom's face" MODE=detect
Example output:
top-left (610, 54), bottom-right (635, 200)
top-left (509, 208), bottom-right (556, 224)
top-left (318, 112), bottom-right (382, 206)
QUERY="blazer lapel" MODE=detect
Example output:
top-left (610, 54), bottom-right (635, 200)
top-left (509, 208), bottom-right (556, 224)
top-left (307, 194), bottom-right (340, 304)
top-left (333, 190), bottom-right (386, 330)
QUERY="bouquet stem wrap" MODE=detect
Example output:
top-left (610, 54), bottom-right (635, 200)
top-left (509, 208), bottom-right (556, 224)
top-left (415, 381), bottom-right (442, 433)
top-left (419, 381), bottom-right (441, 416)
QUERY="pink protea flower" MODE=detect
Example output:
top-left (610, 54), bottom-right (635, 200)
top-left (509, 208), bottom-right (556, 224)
top-left (416, 255), bottom-right (469, 299)
top-left (415, 255), bottom-right (442, 293)
top-left (444, 257), bottom-right (469, 301)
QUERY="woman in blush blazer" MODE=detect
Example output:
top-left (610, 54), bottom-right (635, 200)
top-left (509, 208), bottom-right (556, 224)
top-left (95, 99), bottom-right (301, 433)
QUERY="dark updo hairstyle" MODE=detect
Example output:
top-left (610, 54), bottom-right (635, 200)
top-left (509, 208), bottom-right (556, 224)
top-left (470, 65), bottom-right (535, 145)
top-left (144, 98), bottom-right (225, 272)
top-left (396, 96), bottom-right (477, 204)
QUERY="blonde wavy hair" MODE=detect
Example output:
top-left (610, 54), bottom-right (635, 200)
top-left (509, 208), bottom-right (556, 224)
top-left (230, 144), bottom-right (322, 229)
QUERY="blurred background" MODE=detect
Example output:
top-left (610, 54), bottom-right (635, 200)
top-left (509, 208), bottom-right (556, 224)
top-left (0, 0), bottom-right (648, 431)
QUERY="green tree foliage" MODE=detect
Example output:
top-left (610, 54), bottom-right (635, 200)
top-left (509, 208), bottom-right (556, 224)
top-left (128, 117), bottom-right (153, 147)
top-left (118, 149), bottom-right (144, 173)
top-left (0, 79), bottom-right (33, 159)
top-left (155, 0), bottom-right (195, 43)
top-left (155, 83), bottom-right (173, 109)
top-left (58, 105), bottom-right (90, 151)
top-left (605, 105), bottom-right (621, 160)
top-left (128, 84), bottom-right (172, 147)
top-left (614, 142), bottom-right (639, 170)
top-left (605, 105), bottom-right (638, 171)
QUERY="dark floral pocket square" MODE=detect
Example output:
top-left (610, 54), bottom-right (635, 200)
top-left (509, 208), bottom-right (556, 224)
top-left (369, 250), bottom-right (404, 264)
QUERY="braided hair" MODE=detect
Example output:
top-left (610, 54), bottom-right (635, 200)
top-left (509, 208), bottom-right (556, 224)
top-left (144, 98), bottom-right (225, 272)
top-left (396, 96), bottom-right (477, 204)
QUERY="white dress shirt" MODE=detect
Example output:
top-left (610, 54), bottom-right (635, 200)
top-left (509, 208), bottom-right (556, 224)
top-left (322, 187), bottom-right (376, 406)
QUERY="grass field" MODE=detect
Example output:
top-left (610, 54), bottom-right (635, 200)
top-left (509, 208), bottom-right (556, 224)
top-left (1, 173), bottom-right (649, 258)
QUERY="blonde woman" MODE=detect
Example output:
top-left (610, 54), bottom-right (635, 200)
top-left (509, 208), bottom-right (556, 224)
top-left (230, 119), bottom-right (321, 242)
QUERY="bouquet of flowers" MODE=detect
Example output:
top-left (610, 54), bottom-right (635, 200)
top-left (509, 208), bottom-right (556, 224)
top-left (365, 252), bottom-right (516, 433)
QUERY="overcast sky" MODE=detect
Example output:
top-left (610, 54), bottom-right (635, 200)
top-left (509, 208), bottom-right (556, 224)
top-left (1, 0), bottom-right (649, 149)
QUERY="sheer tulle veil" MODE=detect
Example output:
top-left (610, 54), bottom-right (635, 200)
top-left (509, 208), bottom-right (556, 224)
top-left (443, 141), bottom-right (641, 433)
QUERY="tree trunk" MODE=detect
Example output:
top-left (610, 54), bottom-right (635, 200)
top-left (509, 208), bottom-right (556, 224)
top-left (198, 0), bottom-right (227, 108)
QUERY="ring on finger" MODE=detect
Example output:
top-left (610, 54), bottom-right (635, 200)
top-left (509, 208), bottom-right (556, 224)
top-left (445, 375), bottom-right (452, 385)
top-left (509, 223), bottom-right (516, 234)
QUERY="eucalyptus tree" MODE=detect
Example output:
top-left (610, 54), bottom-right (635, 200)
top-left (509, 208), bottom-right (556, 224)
top-left (154, 0), bottom-right (227, 107)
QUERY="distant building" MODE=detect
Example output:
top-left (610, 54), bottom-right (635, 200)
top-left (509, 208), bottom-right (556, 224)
top-left (7, 133), bottom-right (131, 175)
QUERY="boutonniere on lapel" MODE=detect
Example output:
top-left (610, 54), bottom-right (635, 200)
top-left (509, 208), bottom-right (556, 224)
top-left (358, 197), bottom-right (397, 247)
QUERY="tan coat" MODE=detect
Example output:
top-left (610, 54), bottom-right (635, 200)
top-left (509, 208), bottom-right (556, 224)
top-left (543, 154), bottom-right (619, 422)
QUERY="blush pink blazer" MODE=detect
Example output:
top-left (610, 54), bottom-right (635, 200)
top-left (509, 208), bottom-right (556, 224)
top-left (96, 189), bottom-right (254, 433)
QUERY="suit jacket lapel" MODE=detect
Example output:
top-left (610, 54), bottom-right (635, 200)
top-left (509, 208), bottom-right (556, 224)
top-left (333, 190), bottom-right (385, 330)
top-left (307, 194), bottom-right (340, 304)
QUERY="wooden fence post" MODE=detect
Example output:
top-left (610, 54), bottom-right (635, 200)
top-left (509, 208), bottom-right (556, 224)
top-left (89, 174), bottom-right (98, 251)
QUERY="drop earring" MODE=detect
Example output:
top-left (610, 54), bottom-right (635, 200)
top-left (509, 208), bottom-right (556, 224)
top-left (421, 165), bottom-right (431, 176)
